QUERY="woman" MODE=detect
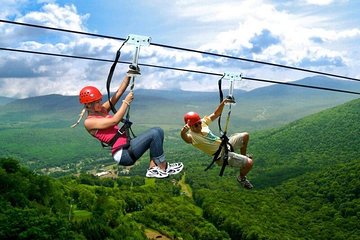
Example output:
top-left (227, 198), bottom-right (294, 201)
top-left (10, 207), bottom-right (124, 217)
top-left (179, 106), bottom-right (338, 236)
top-left (72, 70), bottom-right (183, 178)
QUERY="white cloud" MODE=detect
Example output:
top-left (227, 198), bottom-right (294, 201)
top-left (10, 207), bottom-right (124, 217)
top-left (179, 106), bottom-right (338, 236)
top-left (304, 0), bottom-right (335, 6)
top-left (19, 3), bottom-right (89, 31)
top-left (0, 0), bottom-right (27, 19)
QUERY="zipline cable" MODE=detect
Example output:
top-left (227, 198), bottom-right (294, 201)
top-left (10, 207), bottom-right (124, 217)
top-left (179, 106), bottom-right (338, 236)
top-left (1, 47), bottom-right (360, 96)
top-left (0, 19), bottom-right (127, 41)
top-left (1, 19), bottom-right (360, 83)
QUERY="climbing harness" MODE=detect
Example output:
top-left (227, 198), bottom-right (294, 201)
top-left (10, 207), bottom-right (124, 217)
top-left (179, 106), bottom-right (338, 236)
top-left (102, 34), bottom-right (151, 156)
top-left (205, 73), bottom-right (242, 176)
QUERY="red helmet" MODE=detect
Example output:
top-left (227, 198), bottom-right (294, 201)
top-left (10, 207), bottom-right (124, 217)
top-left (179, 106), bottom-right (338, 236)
top-left (184, 112), bottom-right (201, 126)
top-left (79, 86), bottom-right (103, 104)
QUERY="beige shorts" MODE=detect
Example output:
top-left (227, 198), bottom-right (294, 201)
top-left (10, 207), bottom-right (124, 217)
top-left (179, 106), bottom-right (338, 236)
top-left (229, 132), bottom-right (246, 149)
top-left (216, 132), bottom-right (248, 168)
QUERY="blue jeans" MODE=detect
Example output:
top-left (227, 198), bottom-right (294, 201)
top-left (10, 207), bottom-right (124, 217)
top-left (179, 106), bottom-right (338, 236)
top-left (118, 127), bottom-right (166, 166)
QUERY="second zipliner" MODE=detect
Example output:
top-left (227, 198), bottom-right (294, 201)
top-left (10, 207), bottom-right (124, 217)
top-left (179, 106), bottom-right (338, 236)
top-left (181, 73), bottom-right (254, 189)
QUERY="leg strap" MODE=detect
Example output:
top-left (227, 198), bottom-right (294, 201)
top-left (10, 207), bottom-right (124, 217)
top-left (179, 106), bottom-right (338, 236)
top-left (205, 134), bottom-right (234, 176)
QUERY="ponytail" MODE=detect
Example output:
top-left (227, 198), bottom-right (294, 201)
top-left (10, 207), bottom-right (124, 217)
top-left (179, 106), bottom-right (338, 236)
top-left (70, 107), bottom-right (86, 128)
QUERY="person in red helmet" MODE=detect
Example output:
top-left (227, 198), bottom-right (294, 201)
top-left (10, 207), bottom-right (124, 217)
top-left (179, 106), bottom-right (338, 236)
top-left (72, 68), bottom-right (183, 178)
top-left (181, 99), bottom-right (253, 189)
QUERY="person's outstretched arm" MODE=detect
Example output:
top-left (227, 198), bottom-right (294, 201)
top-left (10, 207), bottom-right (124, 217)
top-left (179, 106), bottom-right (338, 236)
top-left (103, 75), bottom-right (131, 111)
top-left (209, 99), bottom-right (231, 121)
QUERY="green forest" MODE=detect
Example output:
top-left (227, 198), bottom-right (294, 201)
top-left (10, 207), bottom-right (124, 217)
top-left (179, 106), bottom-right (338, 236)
top-left (0, 97), bottom-right (359, 239)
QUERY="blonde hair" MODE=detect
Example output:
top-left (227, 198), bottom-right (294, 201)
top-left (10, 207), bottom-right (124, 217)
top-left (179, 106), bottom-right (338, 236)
top-left (70, 107), bottom-right (87, 128)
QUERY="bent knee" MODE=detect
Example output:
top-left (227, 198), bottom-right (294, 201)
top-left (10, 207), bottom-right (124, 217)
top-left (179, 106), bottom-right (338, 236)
top-left (246, 157), bottom-right (253, 167)
top-left (150, 127), bottom-right (164, 136)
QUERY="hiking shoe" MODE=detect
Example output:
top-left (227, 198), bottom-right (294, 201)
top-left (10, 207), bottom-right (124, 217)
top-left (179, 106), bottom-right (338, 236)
top-left (127, 64), bottom-right (141, 76)
top-left (146, 166), bottom-right (168, 178)
top-left (166, 162), bottom-right (184, 175)
top-left (237, 176), bottom-right (253, 190)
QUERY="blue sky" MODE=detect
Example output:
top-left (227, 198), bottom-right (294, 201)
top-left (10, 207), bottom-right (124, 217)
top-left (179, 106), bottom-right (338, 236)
top-left (1, 0), bottom-right (360, 98)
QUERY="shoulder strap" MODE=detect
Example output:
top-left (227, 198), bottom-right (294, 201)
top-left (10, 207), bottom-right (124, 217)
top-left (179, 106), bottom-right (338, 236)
top-left (106, 38), bottom-right (129, 114)
top-left (217, 75), bottom-right (225, 134)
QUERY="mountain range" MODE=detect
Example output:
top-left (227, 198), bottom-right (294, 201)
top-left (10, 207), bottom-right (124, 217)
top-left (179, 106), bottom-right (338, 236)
top-left (2, 75), bottom-right (359, 128)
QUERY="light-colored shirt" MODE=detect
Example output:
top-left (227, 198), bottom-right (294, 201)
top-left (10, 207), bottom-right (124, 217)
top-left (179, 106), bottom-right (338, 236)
top-left (187, 116), bottom-right (221, 155)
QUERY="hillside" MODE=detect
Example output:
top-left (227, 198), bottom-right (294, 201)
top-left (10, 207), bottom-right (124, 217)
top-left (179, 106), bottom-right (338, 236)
top-left (249, 97), bottom-right (360, 187)
top-left (0, 97), bottom-right (359, 239)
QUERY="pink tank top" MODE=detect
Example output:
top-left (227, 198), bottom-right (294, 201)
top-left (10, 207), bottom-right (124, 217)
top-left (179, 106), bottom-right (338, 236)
top-left (88, 115), bottom-right (128, 155)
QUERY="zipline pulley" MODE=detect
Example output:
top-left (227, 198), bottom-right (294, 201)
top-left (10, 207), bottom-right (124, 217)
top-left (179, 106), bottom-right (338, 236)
top-left (126, 34), bottom-right (151, 78)
top-left (123, 34), bottom-right (151, 117)
top-left (223, 72), bottom-right (242, 106)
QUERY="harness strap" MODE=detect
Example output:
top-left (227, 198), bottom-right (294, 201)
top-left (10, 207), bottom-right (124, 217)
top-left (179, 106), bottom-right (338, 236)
top-left (219, 137), bottom-right (234, 176)
top-left (120, 118), bottom-right (136, 139)
top-left (217, 75), bottom-right (225, 134)
top-left (100, 128), bottom-right (128, 150)
top-left (103, 38), bottom-right (137, 156)
top-left (106, 38), bottom-right (129, 114)
top-left (204, 134), bottom-right (234, 176)
top-left (100, 124), bottom-right (136, 161)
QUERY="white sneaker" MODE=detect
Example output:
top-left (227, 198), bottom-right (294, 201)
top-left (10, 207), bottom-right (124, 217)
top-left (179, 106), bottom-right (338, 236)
top-left (166, 162), bottom-right (184, 175)
top-left (146, 166), bottom-right (168, 178)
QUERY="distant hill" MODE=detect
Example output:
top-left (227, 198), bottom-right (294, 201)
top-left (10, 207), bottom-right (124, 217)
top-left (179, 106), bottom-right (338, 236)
top-left (240, 76), bottom-right (360, 129)
top-left (2, 75), bottom-right (359, 129)
top-left (0, 96), bottom-right (15, 105)
top-left (248, 75), bottom-right (360, 96)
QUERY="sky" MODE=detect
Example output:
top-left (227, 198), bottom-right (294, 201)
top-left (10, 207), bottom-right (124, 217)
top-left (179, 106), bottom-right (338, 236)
top-left (0, 0), bottom-right (360, 98)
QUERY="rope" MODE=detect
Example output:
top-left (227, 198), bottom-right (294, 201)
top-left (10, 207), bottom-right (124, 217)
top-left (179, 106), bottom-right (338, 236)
top-left (1, 47), bottom-right (359, 96)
